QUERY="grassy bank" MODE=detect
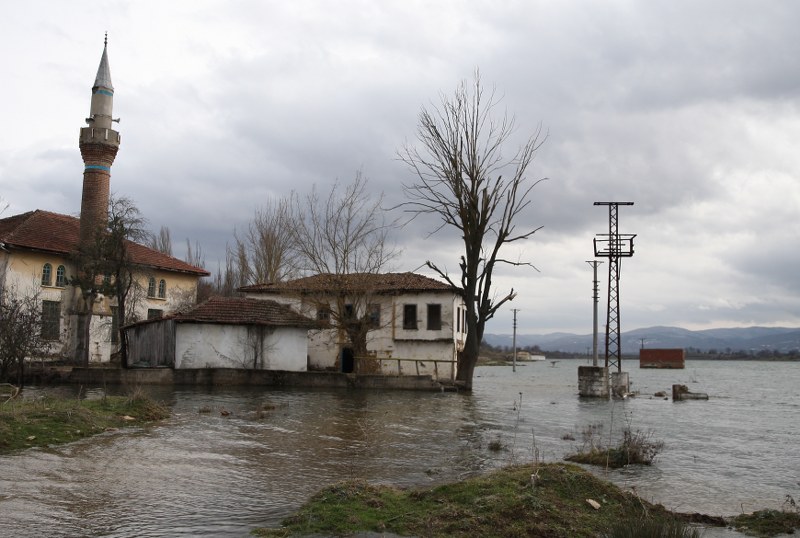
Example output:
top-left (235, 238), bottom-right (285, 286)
top-left (0, 390), bottom-right (169, 453)
top-left (253, 462), bottom-right (709, 537)
top-left (733, 506), bottom-right (800, 537)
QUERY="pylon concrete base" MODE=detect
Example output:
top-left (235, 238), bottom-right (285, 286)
top-left (611, 371), bottom-right (630, 398)
top-left (578, 366), bottom-right (609, 398)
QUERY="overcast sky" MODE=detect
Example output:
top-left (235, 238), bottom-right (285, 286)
top-left (2, 1), bottom-right (799, 335)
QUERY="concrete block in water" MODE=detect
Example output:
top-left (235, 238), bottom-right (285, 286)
top-left (672, 384), bottom-right (709, 401)
top-left (578, 366), bottom-right (609, 398)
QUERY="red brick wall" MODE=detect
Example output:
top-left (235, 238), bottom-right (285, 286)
top-left (79, 142), bottom-right (118, 249)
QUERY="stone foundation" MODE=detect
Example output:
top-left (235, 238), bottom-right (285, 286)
top-left (578, 366), bottom-right (609, 397)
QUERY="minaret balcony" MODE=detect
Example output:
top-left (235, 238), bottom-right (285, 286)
top-left (79, 126), bottom-right (120, 147)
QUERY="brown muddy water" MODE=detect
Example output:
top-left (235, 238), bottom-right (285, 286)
top-left (1, 360), bottom-right (798, 537)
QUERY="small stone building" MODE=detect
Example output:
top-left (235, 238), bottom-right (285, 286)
top-left (123, 296), bottom-right (316, 370)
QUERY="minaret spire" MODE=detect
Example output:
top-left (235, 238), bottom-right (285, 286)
top-left (78, 35), bottom-right (121, 249)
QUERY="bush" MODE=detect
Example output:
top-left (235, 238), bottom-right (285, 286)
top-left (604, 517), bottom-right (702, 538)
top-left (565, 427), bottom-right (664, 468)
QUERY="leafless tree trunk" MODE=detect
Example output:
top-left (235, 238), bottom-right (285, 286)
top-left (399, 71), bottom-right (546, 390)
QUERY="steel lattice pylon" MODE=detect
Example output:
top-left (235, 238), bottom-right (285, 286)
top-left (593, 202), bottom-right (636, 372)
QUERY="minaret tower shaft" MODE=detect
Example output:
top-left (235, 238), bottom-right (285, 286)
top-left (79, 34), bottom-right (120, 249)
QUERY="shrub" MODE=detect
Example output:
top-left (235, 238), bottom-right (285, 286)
top-left (565, 427), bottom-right (664, 469)
top-left (604, 517), bottom-right (702, 538)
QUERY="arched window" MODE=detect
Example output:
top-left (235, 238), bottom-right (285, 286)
top-left (158, 279), bottom-right (166, 299)
top-left (41, 263), bottom-right (52, 286)
top-left (55, 265), bottom-right (67, 287)
top-left (147, 277), bottom-right (156, 298)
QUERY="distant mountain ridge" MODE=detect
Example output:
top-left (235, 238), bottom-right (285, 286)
top-left (483, 326), bottom-right (800, 354)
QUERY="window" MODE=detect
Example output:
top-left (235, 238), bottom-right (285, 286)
top-left (368, 304), bottom-right (380, 328)
top-left (41, 263), bottom-right (52, 286)
top-left (55, 265), bottom-right (67, 287)
top-left (317, 306), bottom-right (331, 324)
top-left (147, 308), bottom-right (163, 320)
top-left (110, 306), bottom-right (119, 344)
top-left (456, 307), bottom-right (461, 333)
top-left (41, 300), bottom-right (61, 340)
top-left (158, 279), bottom-right (166, 299)
top-left (403, 304), bottom-right (417, 330)
top-left (427, 304), bottom-right (442, 331)
top-left (147, 277), bottom-right (156, 298)
top-left (344, 303), bottom-right (355, 320)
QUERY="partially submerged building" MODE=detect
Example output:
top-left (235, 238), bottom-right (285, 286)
top-left (240, 272), bottom-right (467, 381)
top-left (123, 296), bottom-right (316, 370)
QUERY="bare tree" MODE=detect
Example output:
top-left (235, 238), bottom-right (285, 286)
top-left (150, 225), bottom-right (173, 255)
top-left (71, 195), bottom-right (151, 367)
top-left (292, 171), bottom-right (396, 275)
top-left (0, 289), bottom-right (45, 387)
top-left (185, 239), bottom-right (214, 303)
top-left (217, 196), bottom-right (299, 296)
top-left (185, 238), bottom-right (205, 269)
top-left (399, 72), bottom-right (546, 390)
top-left (235, 197), bottom-right (299, 285)
top-left (106, 196), bottom-right (151, 367)
top-left (289, 173), bottom-right (399, 370)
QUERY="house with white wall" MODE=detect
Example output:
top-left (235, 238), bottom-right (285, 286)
top-left (123, 296), bottom-right (315, 370)
top-left (0, 210), bottom-right (208, 362)
top-left (0, 40), bottom-right (207, 364)
top-left (239, 272), bottom-right (467, 381)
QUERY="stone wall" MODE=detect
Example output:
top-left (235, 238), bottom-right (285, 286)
top-left (67, 367), bottom-right (447, 391)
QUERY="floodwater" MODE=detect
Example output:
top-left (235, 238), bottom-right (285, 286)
top-left (1, 360), bottom-right (798, 537)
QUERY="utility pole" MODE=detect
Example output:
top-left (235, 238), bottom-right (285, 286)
top-left (511, 308), bottom-right (520, 372)
top-left (586, 260), bottom-right (603, 367)
top-left (593, 202), bottom-right (636, 372)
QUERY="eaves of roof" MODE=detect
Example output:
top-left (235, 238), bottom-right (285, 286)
top-left (239, 272), bottom-right (461, 295)
top-left (0, 210), bottom-right (209, 276)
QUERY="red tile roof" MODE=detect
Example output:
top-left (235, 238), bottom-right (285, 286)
top-left (239, 272), bottom-right (458, 295)
top-left (0, 210), bottom-right (209, 276)
top-left (174, 296), bottom-right (315, 327)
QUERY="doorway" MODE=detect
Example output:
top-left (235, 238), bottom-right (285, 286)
top-left (341, 347), bottom-right (355, 373)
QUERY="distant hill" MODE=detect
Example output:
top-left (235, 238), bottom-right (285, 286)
top-left (483, 326), bottom-right (800, 354)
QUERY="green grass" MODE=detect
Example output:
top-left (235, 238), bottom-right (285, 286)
top-left (565, 428), bottom-right (665, 469)
top-left (253, 463), bottom-right (703, 537)
top-left (0, 390), bottom-right (169, 453)
top-left (733, 509), bottom-right (800, 537)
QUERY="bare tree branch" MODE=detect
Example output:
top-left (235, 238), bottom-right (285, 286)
top-left (398, 70), bottom-right (546, 389)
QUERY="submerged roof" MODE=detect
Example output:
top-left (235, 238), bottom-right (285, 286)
top-left (174, 296), bottom-right (316, 327)
top-left (0, 210), bottom-right (209, 276)
top-left (239, 272), bottom-right (458, 295)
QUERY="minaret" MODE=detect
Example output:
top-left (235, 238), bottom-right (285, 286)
top-left (78, 34), bottom-right (120, 249)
